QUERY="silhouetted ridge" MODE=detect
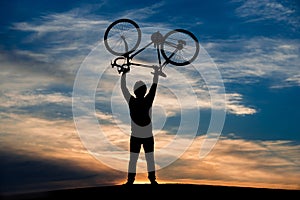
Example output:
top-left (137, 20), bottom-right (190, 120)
top-left (2, 183), bottom-right (299, 200)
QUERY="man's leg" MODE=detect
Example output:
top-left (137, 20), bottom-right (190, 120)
top-left (126, 136), bottom-right (141, 184)
top-left (144, 137), bottom-right (158, 184)
top-left (127, 152), bottom-right (138, 184)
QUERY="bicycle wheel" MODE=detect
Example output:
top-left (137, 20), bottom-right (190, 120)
top-left (104, 19), bottom-right (141, 56)
top-left (161, 29), bottom-right (199, 66)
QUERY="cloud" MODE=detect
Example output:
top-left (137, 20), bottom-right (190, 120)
top-left (2, 3), bottom-right (258, 117)
top-left (0, 113), bottom-right (124, 194)
top-left (11, 7), bottom-right (108, 41)
top-left (284, 74), bottom-right (300, 87)
top-left (234, 0), bottom-right (300, 28)
top-left (2, 112), bottom-right (299, 192)
top-left (226, 93), bottom-right (256, 115)
top-left (203, 37), bottom-right (300, 87)
top-left (120, 1), bottom-right (165, 21)
top-left (6, 5), bottom-right (114, 85)
top-left (0, 90), bottom-right (71, 108)
top-left (0, 51), bottom-right (71, 88)
top-left (158, 134), bottom-right (300, 190)
top-left (0, 89), bottom-right (73, 120)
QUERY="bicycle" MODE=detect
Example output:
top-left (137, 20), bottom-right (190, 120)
top-left (104, 18), bottom-right (200, 77)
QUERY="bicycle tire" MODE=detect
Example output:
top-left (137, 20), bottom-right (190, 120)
top-left (161, 29), bottom-right (199, 66)
top-left (104, 19), bottom-right (141, 56)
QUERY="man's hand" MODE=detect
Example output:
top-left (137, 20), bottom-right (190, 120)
top-left (152, 66), bottom-right (166, 78)
top-left (155, 66), bottom-right (159, 73)
top-left (152, 65), bottom-right (159, 75)
top-left (122, 66), bottom-right (130, 74)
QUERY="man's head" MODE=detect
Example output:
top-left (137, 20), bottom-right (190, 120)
top-left (134, 80), bottom-right (147, 98)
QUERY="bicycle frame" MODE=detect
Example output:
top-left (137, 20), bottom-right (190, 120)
top-left (111, 31), bottom-right (176, 77)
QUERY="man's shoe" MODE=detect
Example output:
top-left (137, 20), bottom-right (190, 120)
top-left (150, 180), bottom-right (158, 185)
top-left (123, 182), bottom-right (133, 186)
top-left (123, 180), bottom-right (134, 186)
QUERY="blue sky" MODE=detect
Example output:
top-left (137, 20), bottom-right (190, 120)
top-left (1, 0), bottom-right (300, 194)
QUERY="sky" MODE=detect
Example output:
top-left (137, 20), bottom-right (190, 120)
top-left (1, 0), bottom-right (300, 195)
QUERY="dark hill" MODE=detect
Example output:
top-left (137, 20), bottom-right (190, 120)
top-left (2, 183), bottom-right (299, 199)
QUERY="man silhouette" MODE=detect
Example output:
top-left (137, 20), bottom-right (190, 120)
top-left (121, 66), bottom-right (159, 185)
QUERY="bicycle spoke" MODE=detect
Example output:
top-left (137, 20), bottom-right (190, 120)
top-left (108, 38), bottom-right (126, 53)
top-left (161, 29), bottom-right (199, 66)
top-left (104, 19), bottom-right (141, 56)
top-left (107, 28), bottom-right (137, 53)
top-left (163, 41), bottom-right (178, 49)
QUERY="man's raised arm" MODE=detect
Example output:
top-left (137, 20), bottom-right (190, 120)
top-left (121, 72), bottom-right (131, 103)
top-left (147, 67), bottom-right (159, 102)
top-left (152, 67), bottom-right (159, 85)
